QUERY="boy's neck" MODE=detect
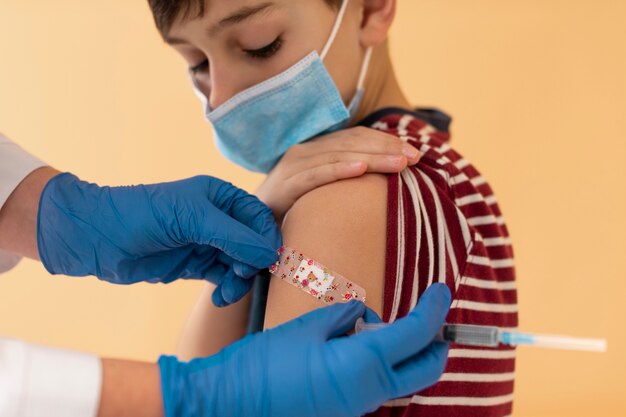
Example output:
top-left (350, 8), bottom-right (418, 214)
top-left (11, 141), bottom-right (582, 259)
top-left (352, 42), bottom-right (412, 124)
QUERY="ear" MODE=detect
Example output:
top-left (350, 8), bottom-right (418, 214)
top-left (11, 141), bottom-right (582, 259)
top-left (358, 0), bottom-right (396, 48)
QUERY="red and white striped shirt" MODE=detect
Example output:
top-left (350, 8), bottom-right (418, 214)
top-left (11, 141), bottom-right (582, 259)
top-left (361, 108), bottom-right (518, 417)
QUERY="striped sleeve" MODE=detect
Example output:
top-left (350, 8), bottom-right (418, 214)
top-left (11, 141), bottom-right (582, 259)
top-left (365, 112), bottom-right (518, 417)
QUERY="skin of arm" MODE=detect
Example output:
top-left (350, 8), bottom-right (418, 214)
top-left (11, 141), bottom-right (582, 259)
top-left (177, 173), bottom-right (388, 357)
top-left (0, 166), bottom-right (60, 259)
top-left (264, 173), bottom-right (388, 328)
top-left (177, 284), bottom-right (252, 360)
top-left (97, 359), bottom-right (164, 417)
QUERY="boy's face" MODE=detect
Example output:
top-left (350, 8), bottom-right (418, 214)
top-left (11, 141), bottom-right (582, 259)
top-left (165, 0), bottom-right (367, 111)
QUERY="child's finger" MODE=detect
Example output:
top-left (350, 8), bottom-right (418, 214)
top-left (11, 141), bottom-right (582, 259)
top-left (300, 128), bottom-right (421, 164)
top-left (290, 151), bottom-right (412, 177)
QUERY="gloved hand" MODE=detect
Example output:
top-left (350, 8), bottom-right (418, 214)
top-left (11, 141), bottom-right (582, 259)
top-left (37, 173), bottom-right (281, 305)
top-left (159, 283), bottom-right (451, 417)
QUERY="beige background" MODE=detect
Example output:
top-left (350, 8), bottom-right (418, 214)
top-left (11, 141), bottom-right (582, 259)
top-left (1, 1), bottom-right (624, 415)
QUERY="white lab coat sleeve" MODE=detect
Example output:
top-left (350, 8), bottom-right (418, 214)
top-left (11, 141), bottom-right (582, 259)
top-left (0, 133), bottom-right (47, 273)
top-left (0, 337), bottom-right (102, 417)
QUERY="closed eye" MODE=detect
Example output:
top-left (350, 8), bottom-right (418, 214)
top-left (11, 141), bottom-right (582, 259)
top-left (190, 59), bottom-right (209, 74)
top-left (244, 37), bottom-right (284, 60)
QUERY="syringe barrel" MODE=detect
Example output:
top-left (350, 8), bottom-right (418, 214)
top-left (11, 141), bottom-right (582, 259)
top-left (436, 324), bottom-right (500, 347)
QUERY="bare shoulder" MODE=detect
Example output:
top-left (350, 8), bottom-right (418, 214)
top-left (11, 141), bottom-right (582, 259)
top-left (264, 174), bottom-right (389, 328)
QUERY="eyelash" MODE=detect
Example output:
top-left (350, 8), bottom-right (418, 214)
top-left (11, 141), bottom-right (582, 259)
top-left (190, 60), bottom-right (208, 74)
top-left (244, 37), bottom-right (284, 60)
top-left (189, 37), bottom-right (284, 73)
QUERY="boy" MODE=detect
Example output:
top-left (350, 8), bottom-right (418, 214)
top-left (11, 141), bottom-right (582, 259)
top-left (149, 1), bottom-right (518, 416)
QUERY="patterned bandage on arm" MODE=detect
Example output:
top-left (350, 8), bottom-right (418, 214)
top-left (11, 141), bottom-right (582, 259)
top-left (269, 246), bottom-right (366, 304)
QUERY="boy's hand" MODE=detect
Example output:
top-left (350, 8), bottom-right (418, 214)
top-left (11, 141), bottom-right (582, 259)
top-left (256, 127), bottom-right (421, 223)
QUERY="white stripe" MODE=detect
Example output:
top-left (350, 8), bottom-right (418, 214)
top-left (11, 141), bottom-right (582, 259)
top-left (456, 193), bottom-right (484, 206)
top-left (418, 170), bottom-right (449, 288)
top-left (416, 172), bottom-right (435, 288)
top-left (463, 277), bottom-right (517, 291)
top-left (401, 170), bottom-right (423, 311)
top-left (449, 348), bottom-right (517, 359)
top-left (454, 158), bottom-right (470, 169)
top-left (451, 174), bottom-right (486, 187)
top-left (458, 209), bottom-right (473, 254)
top-left (450, 173), bottom-right (468, 185)
top-left (453, 300), bottom-right (518, 313)
top-left (418, 124), bottom-right (436, 136)
top-left (436, 143), bottom-right (450, 153)
top-left (389, 175), bottom-right (405, 323)
top-left (433, 168), bottom-right (450, 182)
top-left (372, 121), bottom-right (389, 131)
top-left (385, 393), bottom-right (514, 407)
top-left (467, 255), bottom-right (491, 266)
top-left (468, 256), bottom-right (515, 269)
top-left (467, 215), bottom-right (505, 226)
top-left (420, 178), bottom-right (436, 289)
top-left (397, 115), bottom-right (413, 136)
top-left (491, 258), bottom-right (515, 268)
top-left (436, 157), bottom-right (451, 166)
top-left (470, 176), bottom-right (487, 187)
top-left (485, 195), bottom-right (498, 205)
top-left (483, 236), bottom-right (512, 247)
top-left (440, 372), bottom-right (515, 383)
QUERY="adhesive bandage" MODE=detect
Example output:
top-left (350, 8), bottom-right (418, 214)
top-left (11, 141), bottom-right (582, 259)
top-left (269, 246), bottom-right (366, 304)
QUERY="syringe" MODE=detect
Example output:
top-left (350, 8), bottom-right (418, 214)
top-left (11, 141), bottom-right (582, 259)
top-left (354, 318), bottom-right (607, 352)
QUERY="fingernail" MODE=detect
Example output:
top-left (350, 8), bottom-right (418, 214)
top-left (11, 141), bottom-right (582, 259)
top-left (431, 283), bottom-right (452, 305)
top-left (402, 144), bottom-right (419, 160)
top-left (349, 161), bottom-right (366, 170)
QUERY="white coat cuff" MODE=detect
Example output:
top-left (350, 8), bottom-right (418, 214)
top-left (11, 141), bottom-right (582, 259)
top-left (0, 338), bottom-right (102, 417)
top-left (0, 134), bottom-right (47, 273)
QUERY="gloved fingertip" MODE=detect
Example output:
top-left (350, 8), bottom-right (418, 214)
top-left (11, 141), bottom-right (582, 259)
top-left (321, 300), bottom-right (366, 339)
top-left (212, 286), bottom-right (229, 308)
top-left (233, 261), bottom-right (260, 279)
top-left (339, 299), bottom-right (366, 313)
top-left (222, 275), bottom-right (253, 304)
top-left (363, 306), bottom-right (384, 324)
top-left (422, 283), bottom-right (452, 308)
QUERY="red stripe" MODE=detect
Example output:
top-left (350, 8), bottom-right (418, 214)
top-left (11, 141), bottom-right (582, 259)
top-left (447, 309), bottom-right (519, 328)
top-left (421, 380), bottom-right (515, 398)
top-left (445, 357), bottom-right (516, 373)
top-left (365, 401), bottom-right (513, 417)
top-left (383, 174), bottom-right (400, 322)
top-left (372, 111), bottom-right (517, 417)
top-left (398, 179), bottom-right (418, 318)
top-left (455, 285), bottom-right (518, 305)
top-left (464, 262), bottom-right (516, 281)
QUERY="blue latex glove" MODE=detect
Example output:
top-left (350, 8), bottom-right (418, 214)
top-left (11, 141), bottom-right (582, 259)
top-left (159, 283), bottom-right (451, 417)
top-left (37, 173), bottom-right (282, 305)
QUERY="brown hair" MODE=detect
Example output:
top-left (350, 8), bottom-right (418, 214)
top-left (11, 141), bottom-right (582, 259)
top-left (148, 0), bottom-right (343, 36)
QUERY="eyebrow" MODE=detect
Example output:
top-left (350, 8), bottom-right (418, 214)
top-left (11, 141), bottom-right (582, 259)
top-left (209, 2), bottom-right (276, 36)
top-left (166, 2), bottom-right (276, 45)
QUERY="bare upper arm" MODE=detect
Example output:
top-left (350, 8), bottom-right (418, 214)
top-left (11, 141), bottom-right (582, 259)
top-left (177, 283), bottom-right (251, 360)
top-left (264, 173), bottom-right (389, 329)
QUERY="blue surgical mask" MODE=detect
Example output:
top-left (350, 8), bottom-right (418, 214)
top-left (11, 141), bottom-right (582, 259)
top-left (192, 0), bottom-right (373, 173)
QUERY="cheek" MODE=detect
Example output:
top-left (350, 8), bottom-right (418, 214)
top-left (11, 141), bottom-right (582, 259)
top-left (324, 28), bottom-right (364, 104)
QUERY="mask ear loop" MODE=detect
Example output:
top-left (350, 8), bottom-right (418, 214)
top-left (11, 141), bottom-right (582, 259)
top-left (345, 47), bottom-right (373, 116)
top-left (355, 47), bottom-right (373, 91)
top-left (320, 0), bottom-right (351, 60)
